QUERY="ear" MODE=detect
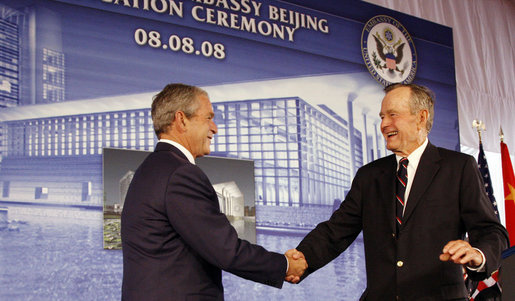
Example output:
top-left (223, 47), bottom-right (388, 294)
top-left (418, 109), bottom-right (429, 130)
top-left (173, 111), bottom-right (188, 132)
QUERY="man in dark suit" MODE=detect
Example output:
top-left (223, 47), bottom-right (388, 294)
top-left (121, 83), bottom-right (307, 300)
top-left (289, 84), bottom-right (509, 300)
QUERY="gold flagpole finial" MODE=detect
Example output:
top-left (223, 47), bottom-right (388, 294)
top-left (500, 127), bottom-right (504, 143)
top-left (472, 120), bottom-right (485, 143)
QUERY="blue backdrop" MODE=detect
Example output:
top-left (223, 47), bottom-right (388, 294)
top-left (0, 0), bottom-right (458, 300)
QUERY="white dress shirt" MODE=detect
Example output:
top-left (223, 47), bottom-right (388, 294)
top-left (395, 138), bottom-right (428, 214)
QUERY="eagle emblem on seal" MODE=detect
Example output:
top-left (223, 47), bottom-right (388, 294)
top-left (372, 28), bottom-right (406, 75)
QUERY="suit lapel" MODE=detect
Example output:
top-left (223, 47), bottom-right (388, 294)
top-left (401, 143), bottom-right (441, 226)
top-left (378, 155), bottom-right (398, 233)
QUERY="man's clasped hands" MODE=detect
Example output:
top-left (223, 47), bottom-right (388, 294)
top-left (284, 249), bottom-right (306, 284)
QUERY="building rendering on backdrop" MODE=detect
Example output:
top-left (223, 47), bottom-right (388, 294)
top-left (0, 0), bottom-right (390, 230)
top-left (0, 94), bottom-right (386, 229)
top-left (1, 3), bottom-right (65, 108)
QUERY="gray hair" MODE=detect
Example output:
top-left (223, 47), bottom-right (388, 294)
top-left (384, 83), bottom-right (435, 133)
top-left (151, 83), bottom-right (207, 137)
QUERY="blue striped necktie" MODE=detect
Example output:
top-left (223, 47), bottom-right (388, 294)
top-left (396, 157), bottom-right (409, 231)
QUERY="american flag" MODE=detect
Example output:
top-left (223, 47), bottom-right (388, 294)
top-left (466, 142), bottom-right (502, 301)
top-left (477, 142), bottom-right (500, 219)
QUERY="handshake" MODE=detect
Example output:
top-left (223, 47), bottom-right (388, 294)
top-left (284, 249), bottom-right (307, 284)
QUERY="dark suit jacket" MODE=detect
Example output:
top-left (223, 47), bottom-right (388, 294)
top-left (121, 142), bottom-right (286, 300)
top-left (297, 142), bottom-right (508, 301)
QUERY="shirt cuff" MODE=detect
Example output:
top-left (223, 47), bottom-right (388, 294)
top-left (466, 248), bottom-right (486, 272)
top-left (284, 255), bottom-right (289, 274)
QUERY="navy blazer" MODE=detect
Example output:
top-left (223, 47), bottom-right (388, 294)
top-left (121, 142), bottom-right (286, 300)
top-left (297, 142), bottom-right (508, 300)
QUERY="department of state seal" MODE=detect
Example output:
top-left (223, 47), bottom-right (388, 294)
top-left (361, 15), bottom-right (417, 86)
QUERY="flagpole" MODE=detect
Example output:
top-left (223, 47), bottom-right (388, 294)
top-left (472, 119), bottom-right (485, 143)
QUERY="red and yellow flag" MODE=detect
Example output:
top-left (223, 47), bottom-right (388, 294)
top-left (501, 141), bottom-right (515, 247)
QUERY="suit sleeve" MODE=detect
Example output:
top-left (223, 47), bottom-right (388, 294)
top-left (296, 167), bottom-right (364, 279)
top-left (459, 156), bottom-right (509, 279)
top-left (165, 164), bottom-right (287, 288)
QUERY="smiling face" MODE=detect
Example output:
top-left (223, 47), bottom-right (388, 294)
top-left (184, 93), bottom-right (218, 158)
top-left (379, 86), bottom-right (428, 157)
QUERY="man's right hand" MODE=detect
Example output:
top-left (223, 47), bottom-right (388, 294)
top-left (284, 249), bottom-right (307, 284)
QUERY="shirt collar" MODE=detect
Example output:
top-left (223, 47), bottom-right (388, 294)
top-left (396, 138), bottom-right (428, 168)
top-left (159, 139), bottom-right (195, 165)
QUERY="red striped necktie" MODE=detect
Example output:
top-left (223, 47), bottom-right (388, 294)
top-left (396, 157), bottom-right (409, 232)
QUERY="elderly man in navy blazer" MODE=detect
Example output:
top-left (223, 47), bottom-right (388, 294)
top-left (121, 83), bottom-right (307, 300)
top-left (288, 84), bottom-right (508, 300)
